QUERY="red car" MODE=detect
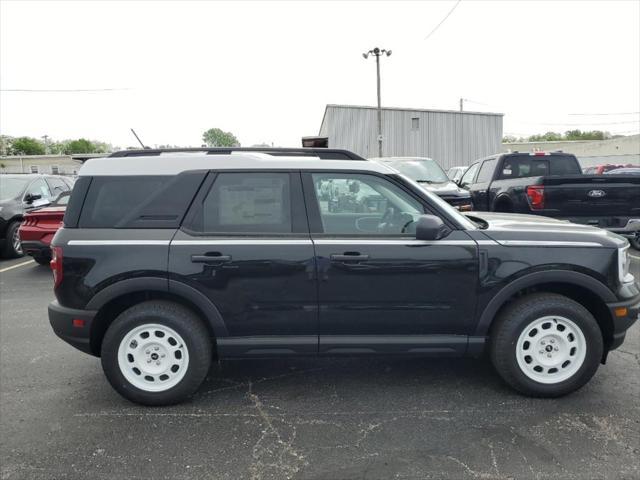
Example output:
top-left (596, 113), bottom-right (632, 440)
top-left (582, 163), bottom-right (633, 175)
top-left (19, 193), bottom-right (69, 265)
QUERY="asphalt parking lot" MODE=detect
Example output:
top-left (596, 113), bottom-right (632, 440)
top-left (1, 254), bottom-right (639, 480)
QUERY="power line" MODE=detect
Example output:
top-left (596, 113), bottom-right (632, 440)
top-left (1, 88), bottom-right (130, 92)
top-left (522, 120), bottom-right (639, 126)
top-left (424, 0), bottom-right (462, 41)
top-left (568, 112), bottom-right (640, 116)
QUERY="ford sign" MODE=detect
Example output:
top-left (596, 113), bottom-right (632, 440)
top-left (588, 190), bottom-right (607, 198)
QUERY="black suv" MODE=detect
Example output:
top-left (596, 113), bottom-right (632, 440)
top-left (0, 174), bottom-right (73, 258)
top-left (48, 149), bottom-right (639, 405)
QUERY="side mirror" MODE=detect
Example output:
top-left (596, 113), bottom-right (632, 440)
top-left (24, 193), bottom-right (42, 204)
top-left (415, 215), bottom-right (451, 241)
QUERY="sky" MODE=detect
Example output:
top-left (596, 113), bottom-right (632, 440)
top-left (1, 0), bottom-right (639, 149)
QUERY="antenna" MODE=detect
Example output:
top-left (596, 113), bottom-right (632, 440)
top-left (130, 128), bottom-right (147, 149)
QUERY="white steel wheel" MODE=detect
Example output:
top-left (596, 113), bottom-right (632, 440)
top-left (516, 315), bottom-right (587, 384)
top-left (117, 323), bottom-right (189, 392)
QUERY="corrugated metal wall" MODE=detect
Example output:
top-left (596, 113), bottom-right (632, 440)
top-left (319, 105), bottom-right (503, 170)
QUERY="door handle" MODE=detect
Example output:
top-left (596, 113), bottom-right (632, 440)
top-left (191, 254), bottom-right (232, 264)
top-left (330, 253), bottom-right (369, 262)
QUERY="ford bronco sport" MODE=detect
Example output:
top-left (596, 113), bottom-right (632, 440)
top-left (48, 148), bottom-right (639, 405)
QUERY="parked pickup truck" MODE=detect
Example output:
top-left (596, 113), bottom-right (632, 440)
top-left (458, 152), bottom-right (640, 249)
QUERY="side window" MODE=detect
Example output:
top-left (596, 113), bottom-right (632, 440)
top-left (459, 163), bottom-right (479, 189)
top-left (200, 173), bottom-right (291, 234)
top-left (311, 173), bottom-right (424, 235)
top-left (79, 174), bottom-right (205, 228)
top-left (46, 177), bottom-right (69, 197)
top-left (475, 159), bottom-right (497, 184)
top-left (24, 178), bottom-right (51, 200)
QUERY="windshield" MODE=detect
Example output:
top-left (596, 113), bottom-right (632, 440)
top-left (0, 177), bottom-right (30, 201)
top-left (397, 174), bottom-right (477, 230)
top-left (387, 159), bottom-right (450, 183)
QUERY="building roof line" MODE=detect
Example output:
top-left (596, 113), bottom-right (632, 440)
top-left (325, 103), bottom-right (505, 117)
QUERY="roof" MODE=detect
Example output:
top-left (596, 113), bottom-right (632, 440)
top-left (369, 157), bottom-right (435, 162)
top-left (79, 153), bottom-right (397, 177)
top-left (108, 147), bottom-right (364, 160)
top-left (323, 103), bottom-right (505, 117)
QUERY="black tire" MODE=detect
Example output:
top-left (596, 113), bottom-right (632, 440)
top-left (629, 234), bottom-right (640, 251)
top-left (101, 300), bottom-right (212, 406)
top-left (32, 253), bottom-right (51, 265)
top-left (490, 293), bottom-right (603, 397)
top-left (2, 221), bottom-right (24, 258)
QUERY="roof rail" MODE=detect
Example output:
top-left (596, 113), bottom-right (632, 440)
top-left (108, 147), bottom-right (365, 160)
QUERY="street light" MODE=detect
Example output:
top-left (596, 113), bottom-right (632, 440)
top-left (362, 47), bottom-right (391, 157)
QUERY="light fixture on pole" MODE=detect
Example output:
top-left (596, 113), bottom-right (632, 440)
top-left (362, 47), bottom-right (392, 157)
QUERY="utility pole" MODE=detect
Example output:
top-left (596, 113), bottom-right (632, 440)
top-left (42, 135), bottom-right (50, 154)
top-left (459, 98), bottom-right (464, 112)
top-left (363, 47), bottom-right (392, 157)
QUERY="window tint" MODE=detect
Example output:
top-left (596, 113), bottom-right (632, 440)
top-left (459, 163), bottom-right (479, 188)
top-left (312, 173), bottom-right (423, 235)
top-left (476, 159), bottom-right (497, 183)
top-left (79, 173), bottom-right (205, 228)
top-left (25, 178), bottom-right (51, 200)
top-left (500, 155), bottom-right (581, 179)
top-left (80, 176), bottom-right (170, 228)
top-left (200, 173), bottom-right (291, 233)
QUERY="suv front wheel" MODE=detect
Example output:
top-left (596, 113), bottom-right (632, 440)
top-left (490, 293), bottom-right (603, 397)
top-left (101, 301), bottom-right (212, 405)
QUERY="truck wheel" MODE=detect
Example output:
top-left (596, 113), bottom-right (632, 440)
top-left (2, 221), bottom-right (24, 258)
top-left (101, 300), bottom-right (212, 406)
top-left (490, 293), bottom-right (603, 397)
top-left (629, 234), bottom-right (640, 251)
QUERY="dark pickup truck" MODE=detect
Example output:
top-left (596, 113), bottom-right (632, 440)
top-left (458, 152), bottom-right (640, 249)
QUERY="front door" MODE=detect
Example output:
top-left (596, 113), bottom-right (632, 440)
top-left (302, 171), bottom-right (478, 355)
top-left (170, 171), bottom-right (318, 356)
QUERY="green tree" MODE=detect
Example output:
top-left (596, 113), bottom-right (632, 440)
top-left (202, 128), bottom-right (239, 147)
top-left (528, 131), bottom-right (563, 142)
top-left (11, 137), bottom-right (46, 155)
top-left (502, 135), bottom-right (523, 143)
top-left (564, 130), bottom-right (609, 141)
top-left (63, 138), bottom-right (96, 154)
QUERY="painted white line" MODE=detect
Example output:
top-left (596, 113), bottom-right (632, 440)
top-left (630, 254), bottom-right (640, 261)
top-left (0, 259), bottom-right (35, 273)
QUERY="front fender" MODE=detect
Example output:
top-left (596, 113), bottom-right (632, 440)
top-left (474, 269), bottom-right (617, 336)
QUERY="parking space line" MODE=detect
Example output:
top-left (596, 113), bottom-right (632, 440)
top-left (0, 260), bottom-right (35, 273)
top-left (631, 254), bottom-right (640, 261)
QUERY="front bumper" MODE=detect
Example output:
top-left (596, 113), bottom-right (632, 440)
top-left (606, 293), bottom-right (640, 351)
top-left (440, 195), bottom-right (474, 211)
top-left (48, 301), bottom-right (97, 356)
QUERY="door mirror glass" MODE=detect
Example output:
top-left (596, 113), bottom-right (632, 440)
top-left (415, 215), bottom-right (450, 240)
top-left (24, 193), bottom-right (42, 204)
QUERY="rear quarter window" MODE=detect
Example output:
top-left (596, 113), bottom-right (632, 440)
top-left (77, 172), bottom-right (206, 228)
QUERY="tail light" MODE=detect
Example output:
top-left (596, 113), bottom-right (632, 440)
top-left (50, 246), bottom-right (63, 288)
top-left (526, 185), bottom-right (545, 210)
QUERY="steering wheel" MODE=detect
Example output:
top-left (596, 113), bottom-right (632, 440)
top-left (378, 208), bottom-right (415, 234)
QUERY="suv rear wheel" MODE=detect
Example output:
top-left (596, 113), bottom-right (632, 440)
top-left (101, 300), bottom-right (212, 405)
top-left (490, 293), bottom-right (603, 397)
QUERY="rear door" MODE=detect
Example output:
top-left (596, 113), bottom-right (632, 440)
top-left (170, 171), bottom-right (318, 357)
top-left (302, 171), bottom-right (478, 355)
top-left (467, 158), bottom-right (498, 211)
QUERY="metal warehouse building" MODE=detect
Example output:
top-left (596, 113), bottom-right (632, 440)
top-left (318, 104), bottom-right (504, 170)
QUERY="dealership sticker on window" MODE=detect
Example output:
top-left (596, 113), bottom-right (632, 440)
top-left (503, 169), bottom-right (512, 175)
